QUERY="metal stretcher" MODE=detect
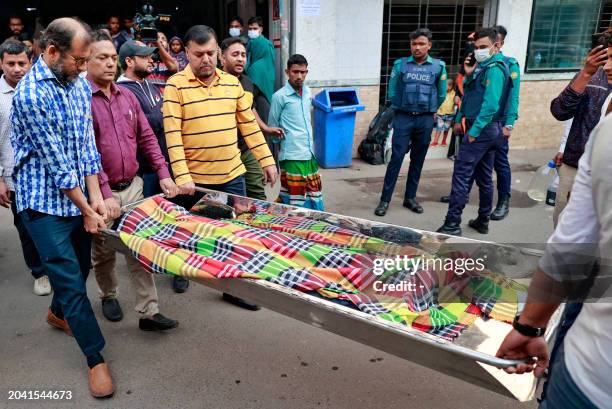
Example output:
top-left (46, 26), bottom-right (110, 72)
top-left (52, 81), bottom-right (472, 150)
top-left (101, 188), bottom-right (561, 402)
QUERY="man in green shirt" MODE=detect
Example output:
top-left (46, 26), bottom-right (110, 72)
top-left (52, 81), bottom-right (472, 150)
top-left (374, 28), bottom-right (447, 217)
top-left (437, 28), bottom-right (512, 236)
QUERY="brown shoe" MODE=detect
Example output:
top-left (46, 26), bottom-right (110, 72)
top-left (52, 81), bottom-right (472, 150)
top-left (89, 363), bottom-right (115, 398)
top-left (46, 308), bottom-right (73, 337)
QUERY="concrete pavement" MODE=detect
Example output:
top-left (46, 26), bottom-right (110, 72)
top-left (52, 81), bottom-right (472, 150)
top-left (0, 149), bottom-right (555, 408)
top-left (322, 147), bottom-right (556, 245)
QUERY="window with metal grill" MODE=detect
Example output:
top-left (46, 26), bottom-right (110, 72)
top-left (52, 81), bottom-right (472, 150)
top-left (598, 1), bottom-right (612, 33)
top-left (380, 0), bottom-right (489, 105)
top-left (526, 0), bottom-right (603, 72)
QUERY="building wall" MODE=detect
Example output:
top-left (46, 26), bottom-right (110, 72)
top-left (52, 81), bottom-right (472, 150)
top-left (496, 0), bottom-right (533, 74)
top-left (510, 80), bottom-right (567, 150)
top-left (294, 0), bottom-right (384, 84)
top-left (308, 78), bottom-right (567, 159)
top-left (293, 0), bottom-right (384, 157)
top-left (291, 0), bottom-right (564, 158)
top-left (496, 0), bottom-right (566, 151)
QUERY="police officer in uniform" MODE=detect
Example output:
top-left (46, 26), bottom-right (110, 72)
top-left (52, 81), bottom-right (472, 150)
top-left (439, 26), bottom-right (520, 222)
top-left (489, 25), bottom-right (520, 220)
top-left (437, 28), bottom-right (512, 236)
top-left (374, 28), bottom-right (447, 217)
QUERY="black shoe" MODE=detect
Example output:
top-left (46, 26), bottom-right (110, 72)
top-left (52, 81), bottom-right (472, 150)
top-left (374, 201), bottom-right (389, 217)
top-left (172, 276), bottom-right (189, 293)
top-left (101, 298), bottom-right (123, 322)
top-left (468, 215), bottom-right (490, 234)
top-left (490, 194), bottom-right (510, 221)
top-left (436, 219), bottom-right (462, 236)
top-left (222, 293), bottom-right (261, 311)
top-left (440, 195), bottom-right (450, 203)
top-left (139, 313), bottom-right (179, 331)
top-left (403, 198), bottom-right (423, 214)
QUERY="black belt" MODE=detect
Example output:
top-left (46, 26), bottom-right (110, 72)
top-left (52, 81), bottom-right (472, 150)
top-left (397, 110), bottom-right (431, 116)
top-left (110, 179), bottom-right (133, 192)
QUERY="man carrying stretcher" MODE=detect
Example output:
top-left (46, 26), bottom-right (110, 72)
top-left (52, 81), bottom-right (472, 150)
top-left (87, 30), bottom-right (180, 330)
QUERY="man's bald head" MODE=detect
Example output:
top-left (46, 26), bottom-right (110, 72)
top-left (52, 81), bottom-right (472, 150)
top-left (41, 18), bottom-right (93, 84)
top-left (41, 17), bottom-right (92, 54)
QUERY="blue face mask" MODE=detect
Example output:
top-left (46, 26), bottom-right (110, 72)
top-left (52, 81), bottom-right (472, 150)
top-left (229, 28), bottom-right (241, 38)
top-left (248, 30), bottom-right (260, 39)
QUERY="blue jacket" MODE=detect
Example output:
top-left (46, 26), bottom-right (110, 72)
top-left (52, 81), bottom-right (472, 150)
top-left (388, 55), bottom-right (447, 113)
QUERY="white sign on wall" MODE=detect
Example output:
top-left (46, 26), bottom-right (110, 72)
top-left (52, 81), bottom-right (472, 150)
top-left (299, 0), bottom-right (320, 16)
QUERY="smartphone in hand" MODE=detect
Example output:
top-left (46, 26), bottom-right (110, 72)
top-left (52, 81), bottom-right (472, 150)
top-left (466, 52), bottom-right (477, 66)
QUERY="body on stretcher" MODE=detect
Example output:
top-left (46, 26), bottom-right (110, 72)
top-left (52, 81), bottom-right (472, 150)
top-left (100, 188), bottom-right (562, 402)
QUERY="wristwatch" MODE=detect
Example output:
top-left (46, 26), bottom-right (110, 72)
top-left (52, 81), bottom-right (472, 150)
top-left (513, 315), bottom-right (546, 337)
top-left (504, 125), bottom-right (514, 131)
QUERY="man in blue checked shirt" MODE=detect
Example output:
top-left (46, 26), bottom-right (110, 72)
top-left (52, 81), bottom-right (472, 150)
top-left (11, 18), bottom-right (115, 398)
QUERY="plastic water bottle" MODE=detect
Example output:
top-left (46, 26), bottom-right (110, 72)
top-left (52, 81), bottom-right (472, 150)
top-left (528, 160), bottom-right (557, 202)
top-left (546, 174), bottom-right (559, 206)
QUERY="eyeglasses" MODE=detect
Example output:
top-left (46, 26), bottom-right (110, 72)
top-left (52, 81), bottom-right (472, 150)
top-left (67, 54), bottom-right (88, 66)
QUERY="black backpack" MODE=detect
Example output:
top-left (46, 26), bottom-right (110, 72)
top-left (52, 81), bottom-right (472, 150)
top-left (358, 105), bottom-right (394, 165)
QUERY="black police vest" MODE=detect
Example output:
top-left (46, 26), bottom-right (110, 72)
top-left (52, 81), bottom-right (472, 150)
top-left (462, 59), bottom-right (512, 121)
top-left (392, 58), bottom-right (442, 113)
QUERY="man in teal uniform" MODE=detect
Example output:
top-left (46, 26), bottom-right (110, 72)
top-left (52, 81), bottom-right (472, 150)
top-left (437, 27), bottom-right (512, 236)
top-left (489, 25), bottom-right (520, 220)
top-left (375, 28), bottom-right (447, 216)
top-left (440, 25), bottom-right (521, 217)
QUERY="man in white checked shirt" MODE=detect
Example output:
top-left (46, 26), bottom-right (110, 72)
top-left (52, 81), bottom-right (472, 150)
top-left (0, 40), bottom-right (51, 296)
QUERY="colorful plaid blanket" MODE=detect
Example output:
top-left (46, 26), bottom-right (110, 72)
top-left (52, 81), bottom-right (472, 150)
top-left (118, 197), bottom-right (525, 341)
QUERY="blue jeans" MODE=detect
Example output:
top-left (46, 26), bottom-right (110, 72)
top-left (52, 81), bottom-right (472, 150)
top-left (446, 121), bottom-right (505, 223)
top-left (381, 112), bottom-right (435, 202)
top-left (10, 191), bottom-right (45, 279)
top-left (539, 343), bottom-right (597, 409)
top-left (170, 175), bottom-right (247, 211)
top-left (540, 303), bottom-right (583, 403)
top-left (548, 303), bottom-right (583, 370)
top-left (20, 210), bottom-right (105, 357)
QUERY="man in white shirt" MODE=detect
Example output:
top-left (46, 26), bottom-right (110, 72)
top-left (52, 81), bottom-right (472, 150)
top-left (495, 92), bottom-right (612, 408)
top-left (0, 40), bottom-right (50, 296)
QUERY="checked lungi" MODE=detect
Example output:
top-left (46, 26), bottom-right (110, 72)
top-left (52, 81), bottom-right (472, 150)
top-left (278, 157), bottom-right (325, 211)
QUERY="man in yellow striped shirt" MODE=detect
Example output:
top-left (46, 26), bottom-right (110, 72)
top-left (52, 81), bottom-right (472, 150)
top-left (163, 25), bottom-right (277, 210)
top-left (162, 25), bottom-right (276, 309)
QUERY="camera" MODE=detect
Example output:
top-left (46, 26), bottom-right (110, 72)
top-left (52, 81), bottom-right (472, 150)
top-left (133, 2), bottom-right (171, 43)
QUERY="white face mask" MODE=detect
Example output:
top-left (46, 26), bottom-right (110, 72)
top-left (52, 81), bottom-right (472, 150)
top-left (248, 30), bottom-right (260, 39)
top-left (229, 28), bottom-right (241, 37)
top-left (474, 47), bottom-right (492, 63)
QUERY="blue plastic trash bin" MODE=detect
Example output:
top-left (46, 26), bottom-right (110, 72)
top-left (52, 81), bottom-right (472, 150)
top-left (312, 88), bottom-right (365, 168)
